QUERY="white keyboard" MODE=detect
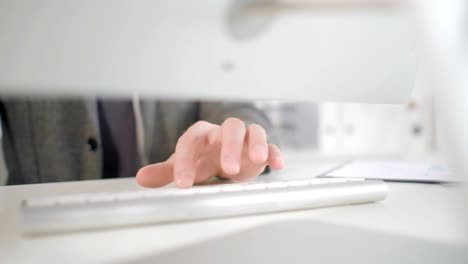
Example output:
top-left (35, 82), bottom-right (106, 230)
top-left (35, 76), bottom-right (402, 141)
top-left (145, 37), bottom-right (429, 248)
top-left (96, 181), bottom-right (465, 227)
top-left (20, 178), bottom-right (387, 235)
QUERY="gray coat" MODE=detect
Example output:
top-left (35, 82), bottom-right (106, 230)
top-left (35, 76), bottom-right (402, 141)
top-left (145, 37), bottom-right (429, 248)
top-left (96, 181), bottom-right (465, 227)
top-left (0, 99), bottom-right (275, 185)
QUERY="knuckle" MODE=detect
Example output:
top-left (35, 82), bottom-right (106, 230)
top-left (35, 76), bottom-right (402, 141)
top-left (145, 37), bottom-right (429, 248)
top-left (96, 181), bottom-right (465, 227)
top-left (269, 143), bottom-right (280, 152)
top-left (193, 120), bottom-right (211, 128)
top-left (206, 128), bottom-right (220, 145)
top-left (248, 124), bottom-right (267, 142)
top-left (179, 121), bottom-right (210, 144)
top-left (224, 117), bottom-right (245, 128)
top-left (175, 136), bottom-right (186, 153)
top-left (248, 124), bottom-right (266, 135)
top-left (248, 123), bottom-right (263, 131)
top-left (180, 129), bottom-right (192, 141)
top-left (176, 133), bottom-right (186, 146)
top-left (175, 133), bottom-right (197, 152)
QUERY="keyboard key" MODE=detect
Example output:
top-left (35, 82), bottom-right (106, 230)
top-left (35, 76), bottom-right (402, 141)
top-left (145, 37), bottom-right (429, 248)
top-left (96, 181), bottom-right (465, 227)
top-left (162, 189), bottom-right (184, 195)
top-left (308, 179), bottom-right (331, 185)
top-left (265, 181), bottom-right (288, 189)
top-left (87, 193), bottom-right (115, 203)
top-left (287, 180), bottom-right (310, 187)
top-left (172, 188), bottom-right (199, 195)
top-left (141, 190), bottom-right (167, 198)
top-left (56, 195), bottom-right (88, 205)
top-left (115, 192), bottom-right (142, 201)
top-left (325, 178), bottom-right (348, 183)
top-left (243, 183), bottom-right (267, 191)
top-left (348, 178), bottom-right (365, 182)
top-left (26, 198), bottom-right (57, 208)
top-left (198, 187), bottom-right (221, 194)
top-left (220, 184), bottom-right (244, 192)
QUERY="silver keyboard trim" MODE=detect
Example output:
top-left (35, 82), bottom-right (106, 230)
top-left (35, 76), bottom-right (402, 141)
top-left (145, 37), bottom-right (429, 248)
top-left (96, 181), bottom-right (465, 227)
top-left (20, 178), bottom-right (387, 235)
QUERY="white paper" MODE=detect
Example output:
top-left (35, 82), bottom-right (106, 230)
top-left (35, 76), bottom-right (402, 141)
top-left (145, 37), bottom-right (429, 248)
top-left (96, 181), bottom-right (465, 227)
top-left (326, 160), bottom-right (462, 183)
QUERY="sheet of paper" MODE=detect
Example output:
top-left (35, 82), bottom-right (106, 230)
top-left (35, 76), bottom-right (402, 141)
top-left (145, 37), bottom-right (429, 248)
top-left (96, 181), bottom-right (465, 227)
top-left (326, 160), bottom-right (462, 183)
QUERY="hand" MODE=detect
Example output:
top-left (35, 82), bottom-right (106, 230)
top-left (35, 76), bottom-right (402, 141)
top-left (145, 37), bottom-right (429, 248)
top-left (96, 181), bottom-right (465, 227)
top-left (136, 118), bottom-right (285, 188)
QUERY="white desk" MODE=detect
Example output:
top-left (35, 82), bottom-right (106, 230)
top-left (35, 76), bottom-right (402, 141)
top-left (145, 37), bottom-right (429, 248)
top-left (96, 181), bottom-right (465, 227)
top-left (0, 161), bottom-right (466, 263)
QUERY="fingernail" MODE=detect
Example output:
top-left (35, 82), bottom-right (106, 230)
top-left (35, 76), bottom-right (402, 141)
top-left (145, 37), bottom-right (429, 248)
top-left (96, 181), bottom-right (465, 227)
top-left (253, 145), bottom-right (268, 162)
top-left (223, 156), bottom-right (240, 175)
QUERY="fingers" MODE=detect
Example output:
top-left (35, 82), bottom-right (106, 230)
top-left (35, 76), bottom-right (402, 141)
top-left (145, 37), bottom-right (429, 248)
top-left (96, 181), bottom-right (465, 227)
top-left (246, 124), bottom-right (268, 164)
top-left (193, 156), bottom-right (220, 184)
top-left (136, 155), bottom-right (175, 188)
top-left (174, 121), bottom-right (217, 188)
top-left (207, 126), bottom-right (221, 146)
top-left (267, 144), bottom-right (285, 170)
top-left (226, 143), bottom-right (283, 182)
top-left (136, 119), bottom-right (285, 189)
top-left (220, 118), bottom-right (246, 175)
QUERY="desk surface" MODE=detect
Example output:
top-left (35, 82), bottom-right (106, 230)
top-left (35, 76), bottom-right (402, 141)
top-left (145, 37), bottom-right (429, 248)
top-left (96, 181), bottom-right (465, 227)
top-left (0, 161), bottom-right (466, 263)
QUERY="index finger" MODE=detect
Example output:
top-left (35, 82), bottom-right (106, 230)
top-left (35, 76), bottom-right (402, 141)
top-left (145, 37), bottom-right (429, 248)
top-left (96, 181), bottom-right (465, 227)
top-left (174, 121), bottom-right (216, 188)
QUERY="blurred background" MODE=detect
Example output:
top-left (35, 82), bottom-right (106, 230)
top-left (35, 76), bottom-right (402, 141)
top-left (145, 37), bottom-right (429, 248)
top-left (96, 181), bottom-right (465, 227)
top-left (258, 74), bottom-right (434, 156)
top-left (0, 0), bottom-right (463, 184)
top-left (0, 81), bottom-right (435, 185)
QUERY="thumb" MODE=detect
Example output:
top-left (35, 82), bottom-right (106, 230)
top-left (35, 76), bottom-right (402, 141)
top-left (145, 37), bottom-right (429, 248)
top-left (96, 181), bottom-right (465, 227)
top-left (135, 155), bottom-right (175, 188)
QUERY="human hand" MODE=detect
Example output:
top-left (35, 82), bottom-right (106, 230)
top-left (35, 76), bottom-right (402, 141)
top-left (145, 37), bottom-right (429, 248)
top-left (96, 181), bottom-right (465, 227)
top-left (136, 118), bottom-right (284, 188)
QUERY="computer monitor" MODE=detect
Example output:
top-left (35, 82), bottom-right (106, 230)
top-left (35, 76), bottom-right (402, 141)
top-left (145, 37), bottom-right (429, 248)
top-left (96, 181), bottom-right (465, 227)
top-left (0, 0), bottom-right (415, 103)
